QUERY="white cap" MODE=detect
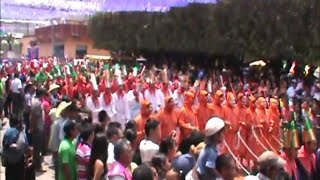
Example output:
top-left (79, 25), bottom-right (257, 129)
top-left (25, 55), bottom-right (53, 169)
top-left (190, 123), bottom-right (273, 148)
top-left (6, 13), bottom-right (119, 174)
top-left (205, 117), bottom-right (225, 136)
top-left (258, 151), bottom-right (285, 169)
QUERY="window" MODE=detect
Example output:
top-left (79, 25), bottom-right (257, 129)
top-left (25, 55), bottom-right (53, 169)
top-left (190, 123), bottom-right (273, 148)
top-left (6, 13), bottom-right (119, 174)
top-left (76, 44), bottom-right (87, 59)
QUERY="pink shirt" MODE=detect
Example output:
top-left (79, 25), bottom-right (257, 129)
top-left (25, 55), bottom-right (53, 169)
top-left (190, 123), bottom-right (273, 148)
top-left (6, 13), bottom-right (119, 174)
top-left (76, 142), bottom-right (91, 180)
top-left (108, 161), bottom-right (132, 180)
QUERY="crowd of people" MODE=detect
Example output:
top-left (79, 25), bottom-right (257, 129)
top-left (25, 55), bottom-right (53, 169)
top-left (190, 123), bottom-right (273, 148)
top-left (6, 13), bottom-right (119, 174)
top-left (1, 58), bottom-right (320, 180)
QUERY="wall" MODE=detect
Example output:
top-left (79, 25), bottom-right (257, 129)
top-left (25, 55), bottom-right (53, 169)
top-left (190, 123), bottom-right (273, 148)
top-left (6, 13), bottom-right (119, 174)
top-left (21, 36), bottom-right (109, 58)
top-left (21, 35), bottom-right (36, 56)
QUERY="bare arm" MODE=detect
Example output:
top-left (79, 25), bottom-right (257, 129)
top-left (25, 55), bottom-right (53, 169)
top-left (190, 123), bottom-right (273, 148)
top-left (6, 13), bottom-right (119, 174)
top-left (93, 160), bottom-right (104, 180)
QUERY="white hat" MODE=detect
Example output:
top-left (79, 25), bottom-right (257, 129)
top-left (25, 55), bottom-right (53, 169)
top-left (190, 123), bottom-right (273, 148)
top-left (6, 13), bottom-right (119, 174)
top-left (56, 101), bottom-right (72, 117)
top-left (205, 117), bottom-right (225, 136)
top-left (48, 83), bottom-right (60, 92)
top-left (258, 151), bottom-right (285, 169)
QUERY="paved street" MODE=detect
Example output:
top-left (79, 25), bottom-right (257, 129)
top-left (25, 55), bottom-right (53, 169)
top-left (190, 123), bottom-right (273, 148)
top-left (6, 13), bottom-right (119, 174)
top-left (0, 118), bottom-right (55, 180)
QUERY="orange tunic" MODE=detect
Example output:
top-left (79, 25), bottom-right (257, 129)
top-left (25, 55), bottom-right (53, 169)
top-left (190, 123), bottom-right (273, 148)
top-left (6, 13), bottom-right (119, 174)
top-left (212, 103), bottom-right (224, 118)
top-left (157, 107), bottom-right (179, 140)
top-left (178, 105), bottom-right (198, 138)
top-left (256, 97), bottom-right (270, 149)
top-left (134, 101), bottom-right (156, 145)
top-left (268, 101), bottom-right (281, 151)
top-left (195, 103), bottom-right (215, 133)
top-left (221, 93), bottom-right (238, 154)
top-left (246, 106), bottom-right (264, 160)
top-left (235, 103), bottom-right (247, 157)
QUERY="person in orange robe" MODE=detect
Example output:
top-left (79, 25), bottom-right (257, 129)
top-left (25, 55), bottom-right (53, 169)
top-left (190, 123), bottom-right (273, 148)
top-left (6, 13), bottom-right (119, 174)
top-left (246, 96), bottom-right (264, 162)
top-left (134, 100), bottom-right (155, 145)
top-left (222, 92), bottom-right (239, 155)
top-left (235, 93), bottom-right (247, 158)
top-left (178, 91), bottom-right (198, 141)
top-left (157, 97), bottom-right (179, 140)
top-left (195, 90), bottom-right (215, 133)
top-left (268, 97), bottom-right (281, 152)
top-left (212, 90), bottom-right (224, 118)
top-left (256, 97), bottom-right (270, 149)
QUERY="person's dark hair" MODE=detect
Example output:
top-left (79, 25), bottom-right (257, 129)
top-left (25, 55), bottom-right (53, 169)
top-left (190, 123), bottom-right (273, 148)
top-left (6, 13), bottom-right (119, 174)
top-left (216, 154), bottom-right (233, 172)
top-left (35, 88), bottom-right (48, 98)
top-left (275, 170), bottom-right (290, 180)
top-left (132, 164), bottom-right (153, 180)
top-left (125, 120), bottom-right (137, 131)
top-left (179, 130), bottom-right (204, 154)
top-left (151, 153), bottom-right (168, 179)
top-left (159, 137), bottom-right (175, 156)
top-left (145, 119), bottom-right (160, 137)
top-left (61, 96), bottom-right (70, 102)
top-left (63, 120), bottom-right (77, 138)
top-left (125, 128), bottom-right (137, 145)
top-left (14, 72), bottom-right (19, 78)
top-left (94, 124), bottom-right (105, 134)
top-left (106, 122), bottom-right (121, 139)
top-left (64, 101), bottom-right (78, 113)
top-left (88, 133), bottom-right (108, 178)
top-left (98, 110), bottom-right (108, 123)
top-left (79, 122), bottom-right (93, 142)
top-left (114, 138), bottom-right (130, 161)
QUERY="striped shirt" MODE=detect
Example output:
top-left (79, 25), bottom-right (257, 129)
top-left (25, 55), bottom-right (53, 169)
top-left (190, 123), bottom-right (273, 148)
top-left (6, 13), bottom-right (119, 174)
top-left (76, 142), bottom-right (91, 180)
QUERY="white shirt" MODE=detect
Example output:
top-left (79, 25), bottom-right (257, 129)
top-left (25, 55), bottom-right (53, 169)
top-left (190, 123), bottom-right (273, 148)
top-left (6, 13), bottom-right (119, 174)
top-left (11, 77), bottom-right (22, 93)
top-left (86, 96), bottom-right (103, 124)
top-left (99, 93), bottom-right (117, 121)
top-left (144, 89), bottom-right (163, 112)
top-left (127, 90), bottom-right (143, 119)
top-left (112, 92), bottom-right (130, 129)
top-left (107, 142), bottom-right (115, 164)
top-left (173, 89), bottom-right (184, 109)
top-left (139, 139), bottom-right (159, 163)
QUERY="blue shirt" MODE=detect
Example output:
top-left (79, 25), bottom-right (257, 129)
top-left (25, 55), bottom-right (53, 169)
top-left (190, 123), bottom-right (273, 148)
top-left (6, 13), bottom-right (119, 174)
top-left (196, 144), bottom-right (218, 177)
top-left (171, 153), bottom-right (194, 177)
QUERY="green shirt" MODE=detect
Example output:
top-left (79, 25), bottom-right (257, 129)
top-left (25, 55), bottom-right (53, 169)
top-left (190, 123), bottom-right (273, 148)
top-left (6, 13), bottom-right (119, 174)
top-left (0, 82), bottom-right (4, 98)
top-left (58, 138), bottom-right (77, 180)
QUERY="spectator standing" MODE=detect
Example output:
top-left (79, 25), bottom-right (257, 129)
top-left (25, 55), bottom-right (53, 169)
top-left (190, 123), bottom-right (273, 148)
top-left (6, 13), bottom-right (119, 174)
top-left (29, 88), bottom-right (47, 172)
top-left (88, 133), bottom-right (108, 180)
top-left (215, 154), bottom-right (236, 180)
top-left (77, 122), bottom-right (94, 180)
top-left (132, 164), bottom-right (154, 180)
top-left (139, 119), bottom-right (161, 163)
top-left (108, 139), bottom-right (133, 180)
top-left (58, 120), bottom-right (79, 180)
top-left (2, 119), bottom-right (29, 180)
top-left (196, 117), bottom-right (225, 179)
top-left (11, 72), bottom-right (23, 119)
top-left (107, 122), bottom-right (123, 166)
top-left (245, 151), bottom-right (286, 180)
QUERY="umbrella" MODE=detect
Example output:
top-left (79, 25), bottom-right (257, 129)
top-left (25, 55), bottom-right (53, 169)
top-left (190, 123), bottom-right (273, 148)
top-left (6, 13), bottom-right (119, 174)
top-left (249, 60), bottom-right (266, 67)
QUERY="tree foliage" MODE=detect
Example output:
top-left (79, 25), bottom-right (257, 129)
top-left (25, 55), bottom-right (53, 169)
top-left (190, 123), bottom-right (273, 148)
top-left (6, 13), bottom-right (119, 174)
top-left (89, 0), bottom-right (320, 62)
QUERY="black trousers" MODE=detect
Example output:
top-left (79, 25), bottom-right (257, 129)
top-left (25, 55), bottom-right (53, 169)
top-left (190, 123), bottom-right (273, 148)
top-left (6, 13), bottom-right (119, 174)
top-left (5, 157), bottom-right (25, 180)
top-left (11, 92), bottom-right (23, 120)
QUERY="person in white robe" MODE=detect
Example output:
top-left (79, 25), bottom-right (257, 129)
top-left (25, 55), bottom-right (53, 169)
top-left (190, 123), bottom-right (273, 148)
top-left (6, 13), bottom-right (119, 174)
top-left (86, 74), bottom-right (103, 124)
top-left (112, 84), bottom-right (130, 129)
top-left (127, 87), bottom-right (144, 120)
top-left (99, 83), bottom-right (117, 121)
top-left (144, 83), bottom-right (163, 113)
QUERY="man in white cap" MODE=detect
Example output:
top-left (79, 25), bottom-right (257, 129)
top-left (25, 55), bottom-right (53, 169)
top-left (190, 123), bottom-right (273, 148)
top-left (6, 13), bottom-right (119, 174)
top-left (196, 117), bottom-right (225, 179)
top-left (245, 151), bottom-right (286, 180)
